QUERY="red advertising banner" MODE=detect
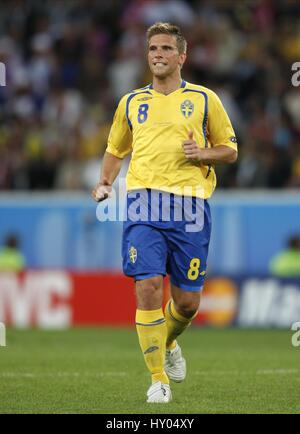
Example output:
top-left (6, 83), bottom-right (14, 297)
top-left (72, 273), bottom-right (137, 325)
top-left (0, 271), bottom-right (137, 328)
top-left (0, 271), bottom-right (299, 328)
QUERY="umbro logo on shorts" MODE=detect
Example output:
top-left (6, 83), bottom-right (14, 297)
top-left (144, 346), bottom-right (159, 354)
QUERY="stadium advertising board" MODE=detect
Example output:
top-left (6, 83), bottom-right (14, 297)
top-left (0, 272), bottom-right (299, 329)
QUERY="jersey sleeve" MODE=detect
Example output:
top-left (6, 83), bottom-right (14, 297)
top-left (207, 91), bottom-right (238, 151)
top-left (106, 95), bottom-right (133, 158)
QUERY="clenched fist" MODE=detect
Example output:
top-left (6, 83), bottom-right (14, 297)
top-left (91, 182), bottom-right (112, 202)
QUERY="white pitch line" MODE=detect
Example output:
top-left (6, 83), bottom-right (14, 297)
top-left (194, 369), bottom-right (299, 376)
top-left (1, 369), bottom-right (297, 379)
top-left (256, 369), bottom-right (299, 375)
top-left (0, 372), bottom-right (128, 378)
top-left (1, 409), bottom-right (111, 414)
top-left (194, 370), bottom-right (240, 376)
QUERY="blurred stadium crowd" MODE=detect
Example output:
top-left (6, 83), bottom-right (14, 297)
top-left (0, 0), bottom-right (300, 191)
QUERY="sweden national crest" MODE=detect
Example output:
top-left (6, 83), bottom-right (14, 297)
top-left (180, 100), bottom-right (194, 118)
top-left (129, 246), bottom-right (137, 264)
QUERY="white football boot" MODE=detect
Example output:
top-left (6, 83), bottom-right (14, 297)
top-left (165, 342), bottom-right (186, 382)
top-left (146, 381), bottom-right (172, 403)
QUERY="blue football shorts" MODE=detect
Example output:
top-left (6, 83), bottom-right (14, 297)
top-left (122, 189), bottom-right (211, 292)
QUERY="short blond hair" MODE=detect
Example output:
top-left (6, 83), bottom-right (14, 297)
top-left (147, 22), bottom-right (187, 54)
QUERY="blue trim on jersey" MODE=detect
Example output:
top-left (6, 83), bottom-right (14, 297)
top-left (125, 90), bottom-right (152, 130)
top-left (182, 89), bottom-right (208, 147)
top-left (149, 79), bottom-right (186, 90)
top-left (182, 88), bottom-right (211, 178)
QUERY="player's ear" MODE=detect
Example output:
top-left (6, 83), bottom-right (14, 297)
top-left (179, 52), bottom-right (187, 68)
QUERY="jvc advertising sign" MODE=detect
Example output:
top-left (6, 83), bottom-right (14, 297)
top-left (0, 272), bottom-right (299, 328)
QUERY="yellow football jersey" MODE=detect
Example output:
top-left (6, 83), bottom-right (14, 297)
top-left (106, 80), bottom-right (237, 199)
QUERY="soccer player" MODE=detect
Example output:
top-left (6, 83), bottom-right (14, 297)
top-left (92, 22), bottom-right (237, 403)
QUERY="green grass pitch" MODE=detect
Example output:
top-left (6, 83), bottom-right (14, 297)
top-left (0, 327), bottom-right (299, 414)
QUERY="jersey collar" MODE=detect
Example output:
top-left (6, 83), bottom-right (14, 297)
top-left (149, 79), bottom-right (186, 92)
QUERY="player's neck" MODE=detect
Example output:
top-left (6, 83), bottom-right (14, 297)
top-left (152, 76), bottom-right (183, 95)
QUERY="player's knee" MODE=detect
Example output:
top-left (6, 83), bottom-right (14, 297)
top-left (135, 276), bottom-right (163, 309)
top-left (136, 277), bottom-right (161, 293)
top-left (175, 299), bottom-right (199, 319)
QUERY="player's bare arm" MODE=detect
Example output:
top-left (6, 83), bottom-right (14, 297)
top-left (92, 151), bottom-right (123, 202)
top-left (182, 131), bottom-right (237, 165)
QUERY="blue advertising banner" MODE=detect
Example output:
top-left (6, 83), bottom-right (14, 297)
top-left (198, 276), bottom-right (300, 328)
top-left (0, 192), bottom-right (300, 274)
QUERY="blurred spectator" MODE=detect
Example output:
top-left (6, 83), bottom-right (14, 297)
top-left (0, 0), bottom-right (299, 191)
top-left (269, 235), bottom-right (300, 277)
top-left (138, 0), bottom-right (196, 27)
top-left (0, 234), bottom-right (26, 271)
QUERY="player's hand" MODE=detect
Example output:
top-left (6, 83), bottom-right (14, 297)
top-left (182, 131), bottom-right (204, 162)
top-left (91, 182), bottom-right (112, 202)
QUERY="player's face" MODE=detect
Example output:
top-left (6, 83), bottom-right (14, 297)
top-left (148, 34), bottom-right (186, 79)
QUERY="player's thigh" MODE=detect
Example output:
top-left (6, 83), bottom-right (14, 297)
top-left (122, 223), bottom-right (168, 278)
top-left (167, 200), bottom-right (211, 293)
top-left (168, 231), bottom-right (210, 293)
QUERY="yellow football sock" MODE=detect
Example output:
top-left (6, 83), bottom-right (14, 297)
top-left (164, 299), bottom-right (198, 350)
top-left (136, 308), bottom-right (169, 385)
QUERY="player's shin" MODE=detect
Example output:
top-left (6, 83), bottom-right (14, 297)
top-left (135, 308), bottom-right (169, 384)
top-left (164, 299), bottom-right (198, 350)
